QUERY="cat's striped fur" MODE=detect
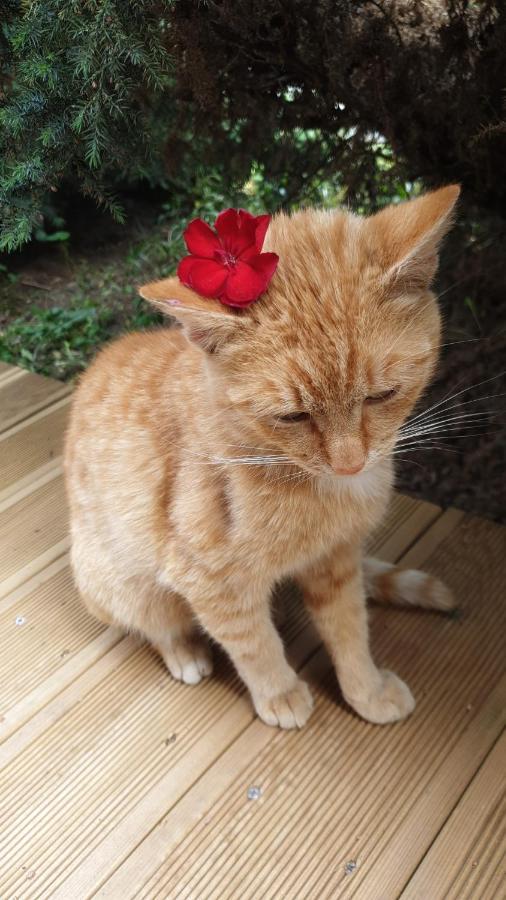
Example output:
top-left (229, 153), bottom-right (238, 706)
top-left (65, 186), bottom-right (459, 728)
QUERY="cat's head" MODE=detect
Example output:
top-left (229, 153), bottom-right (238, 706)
top-left (140, 186), bottom-right (459, 478)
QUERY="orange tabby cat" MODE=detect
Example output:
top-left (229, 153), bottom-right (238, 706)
top-left (64, 186), bottom-right (459, 729)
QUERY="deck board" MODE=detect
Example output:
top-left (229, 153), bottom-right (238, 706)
top-left (0, 555), bottom-right (120, 742)
top-left (0, 495), bottom-right (432, 898)
top-left (0, 368), bottom-right (70, 432)
top-left (0, 470), bottom-right (68, 598)
top-left (0, 396), bottom-right (71, 501)
top-left (0, 365), bottom-right (504, 899)
top-left (96, 514), bottom-right (506, 900)
top-left (0, 361), bottom-right (18, 379)
top-left (402, 730), bottom-right (506, 900)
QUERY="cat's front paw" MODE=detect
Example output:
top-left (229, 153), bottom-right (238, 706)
top-left (345, 669), bottom-right (415, 724)
top-left (254, 679), bottom-right (314, 729)
top-left (161, 636), bottom-right (213, 685)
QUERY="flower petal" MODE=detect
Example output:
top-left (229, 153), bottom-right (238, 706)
top-left (183, 219), bottom-right (221, 258)
top-left (254, 214), bottom-right (271, 251)
top-left (247, 251), bottom-right (279, 282)
top-left (222, 258), bottom-right (272, 306)
top-left (215, 208), bottom-right (256, 256)
top-left (177, 256), bottom-right (228, 297)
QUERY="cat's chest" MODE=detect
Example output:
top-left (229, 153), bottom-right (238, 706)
top-left (234, 470), bottom-right (390, 573)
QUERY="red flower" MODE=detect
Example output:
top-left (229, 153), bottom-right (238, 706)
top-left (177, 209), bottom-right (279, 308)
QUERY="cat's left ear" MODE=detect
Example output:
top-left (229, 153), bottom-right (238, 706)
top-left (138, 277), bottom-right (246, 353)
top-left (370, 184), bottom-right (460, 292)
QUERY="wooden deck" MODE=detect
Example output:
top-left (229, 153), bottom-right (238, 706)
top-left (0, 364), bottom-right (505, 899)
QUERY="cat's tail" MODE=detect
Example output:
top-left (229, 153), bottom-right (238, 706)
top-left (363, 557), bottom-right (456, 612)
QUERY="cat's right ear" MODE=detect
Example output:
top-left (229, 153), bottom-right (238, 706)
top-left (138, 277), bottom-right (246, 353)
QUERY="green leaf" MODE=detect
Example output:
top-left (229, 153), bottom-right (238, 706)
top-left (34, 229), bottom-right (71, 242)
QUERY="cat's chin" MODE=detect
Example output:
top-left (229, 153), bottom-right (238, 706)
top-left (316, 458), bottom-right (393, 495)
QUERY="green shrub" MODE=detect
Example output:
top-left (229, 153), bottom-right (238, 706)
top-left (2, 1), bottom-right (504, 252)
top-left (0, 305), bottom-right (116, 378)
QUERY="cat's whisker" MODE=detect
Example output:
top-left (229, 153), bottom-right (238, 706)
top-left (412, 391), bottom-right (506, 426)
top-left (392, 445), bottom-right (460, 455)
top-left (400, 410), bottom-right (494, 434)
top-left (392, 456), bottom-right (430, 471)
top-left (440, 337), bottom-right (484, 347)
top-left (399, 423), bottom-right (502, 442)
top-left (406, 372), bottom-right (506, 428)
top-left (399, 418), bottom-right (493, 439)
top-left (393, 426), bottom-right (501, 453)
top-left (399, 410), bottom-right (490, 434)
top-left (397, 422), bottom-right (498, 442)
top-left (277, 469), bottom-right (311, 485)
top-left (402, 402), bottom-right (500, 426)
top-left (211, 455), bottom-right (297, 467)
top-left (398, 428), bottom-right (501, 446)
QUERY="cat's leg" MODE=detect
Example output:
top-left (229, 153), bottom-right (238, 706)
top-left (78, 570), bottom-right (213, 685)
top-left (181, 578), bottom-right (313, 729)
top-left (298, 547), bottom-right (415, 725)
top-left (363, 557), bottom-right (455, 611)
top-left (139, 584), bottom-right (214, 685)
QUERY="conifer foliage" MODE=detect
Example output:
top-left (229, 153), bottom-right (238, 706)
top-left (1, 1), bottom-right (505, 252)
top-left (0, 1), bottom-right (174, 250)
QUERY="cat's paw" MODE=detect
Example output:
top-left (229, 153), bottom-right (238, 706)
top-left (346, 669), bottom-right (415, 725)
top-left (162, 637), bottom-right (213, 685)
top-left (254, 680), bottom-right (314, 729)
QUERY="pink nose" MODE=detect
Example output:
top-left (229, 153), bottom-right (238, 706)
top-left (332, 462), bottom-right (364, 476)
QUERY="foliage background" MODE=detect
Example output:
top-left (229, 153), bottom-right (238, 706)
top-left (0, 0), bottom-right (504, 520)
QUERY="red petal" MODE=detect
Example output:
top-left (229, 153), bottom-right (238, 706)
top-left (215, 208), bottom-right (256, 256)
top-left (177, 256), bottom-right (228, 297)
top-left (248, 251), bottom-right (279, 282)
top-left (254, 214), bottom-right (271, 251)
top-left (222, 258), bottom-right (272, 306)
top-left (183, 219), bottom-right (220, 258)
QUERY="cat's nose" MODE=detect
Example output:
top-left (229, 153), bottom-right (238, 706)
top-left (328, 435), bottom-right (366, 476)
top-left (332, 462), bottom-right (364, 476)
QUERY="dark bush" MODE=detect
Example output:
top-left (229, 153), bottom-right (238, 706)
top-left (1, 1), bottom-right (505, 251)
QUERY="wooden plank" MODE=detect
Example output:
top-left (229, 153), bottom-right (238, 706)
top-left (402, 731), bottom-right (506, 900)
top-left (0, 471), bottom-right (69, 597)
top-left (0, 497), bottom-right (436, 898)
top-left (96, 513), bottom-right (506, 900)
top-left (0, 396), bottom-right (71, 502)
top-left (0, 555), bottom-right (121, 742)
top-left (0, 362), bottom-right (23, 383)
top-left (400, 506), bottom-right (466, 569)
top-left (368, 495), bottom-right (440, 560)
top-left (0, 368), bottom-right (70, 433)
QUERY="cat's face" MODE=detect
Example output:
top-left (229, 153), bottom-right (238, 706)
top-left (141, 186), bottom-right (459, 478)
top-left (217, 298), bottom-right (440, 478)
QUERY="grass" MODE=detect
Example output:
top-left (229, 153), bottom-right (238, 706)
top-left (0, 222), bottom-right (184, 380)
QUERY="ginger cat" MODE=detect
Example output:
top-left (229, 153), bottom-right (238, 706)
top-left (64, 186), bottom-right (459, 729)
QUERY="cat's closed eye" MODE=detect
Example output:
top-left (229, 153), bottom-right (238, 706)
top-left (277, 411), bottom-right (311, 423)
top-left (364, 387), bottom-right (399, 405)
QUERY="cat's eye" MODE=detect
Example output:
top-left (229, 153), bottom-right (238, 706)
top-left (364, 387), bottom-right (398, 405)
top-left (277, 411), bottom-right (311, 423)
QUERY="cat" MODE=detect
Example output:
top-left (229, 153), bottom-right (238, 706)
top-left (64, 185), bottom-right (459, 729)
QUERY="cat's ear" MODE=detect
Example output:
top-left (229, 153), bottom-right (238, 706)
top-left (138, 277), bottom-right (245, 353)
top-left (370, 185), bottom-right (460, 292)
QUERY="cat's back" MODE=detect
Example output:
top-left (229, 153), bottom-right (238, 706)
top-left (66, 326), bottom-right (190, 443)
top-left (64, 327), bottom-right (192, 537)
top-left (69, 326), bottom-right (186, 413)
